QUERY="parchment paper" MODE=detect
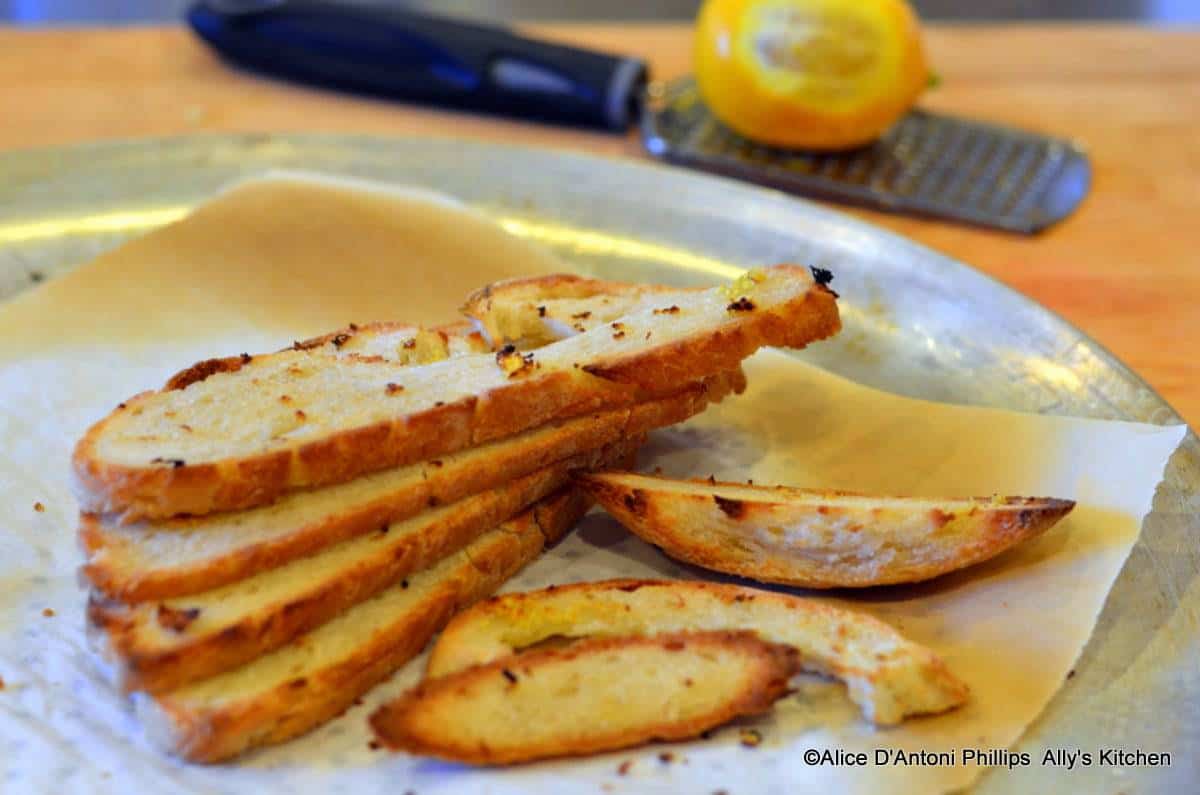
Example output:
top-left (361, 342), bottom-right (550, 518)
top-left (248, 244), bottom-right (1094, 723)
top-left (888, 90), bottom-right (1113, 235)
top-left (0, 175), bottom-right (1185, 795)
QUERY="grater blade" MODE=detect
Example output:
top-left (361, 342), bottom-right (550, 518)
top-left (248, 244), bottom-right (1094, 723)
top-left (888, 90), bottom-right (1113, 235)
top-left (640, 78), bottom-right (1090, 234)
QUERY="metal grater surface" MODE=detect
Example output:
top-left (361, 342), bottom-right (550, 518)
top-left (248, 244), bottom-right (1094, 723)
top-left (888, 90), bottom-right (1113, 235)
top-left (641, 78), bottom-right (1091, 233)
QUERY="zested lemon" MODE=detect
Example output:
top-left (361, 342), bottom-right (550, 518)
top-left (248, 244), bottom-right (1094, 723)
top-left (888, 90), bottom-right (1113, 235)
top-left (694, 0), bottom-right (930, 150)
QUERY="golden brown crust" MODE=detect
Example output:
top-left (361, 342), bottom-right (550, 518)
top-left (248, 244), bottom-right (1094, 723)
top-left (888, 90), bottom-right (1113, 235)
top-left (164, 355), bottom-right (252, 392)
top-left (78, 372), bottom-right (736, 603)
top-left (141, 493), bottom-right (585, 764)
top-left (369, 630), bottom-right (800, 765)
top-left (72, 266), bottom-right (838, 521)
top-left (427, 578), bottom-right (969, 726)
top-left (90, 441), bottom-right (638, 694)
top-left (577, 472), bottom-right (1075, 588)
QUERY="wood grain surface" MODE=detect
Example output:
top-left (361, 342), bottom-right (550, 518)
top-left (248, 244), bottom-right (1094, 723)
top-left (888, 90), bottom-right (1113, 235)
top-left (1, 24), bottom-right (1196, 427)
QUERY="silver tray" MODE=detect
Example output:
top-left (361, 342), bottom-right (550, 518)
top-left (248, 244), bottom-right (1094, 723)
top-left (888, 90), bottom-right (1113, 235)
top-left (1, 135), bottom-right (1195, 792)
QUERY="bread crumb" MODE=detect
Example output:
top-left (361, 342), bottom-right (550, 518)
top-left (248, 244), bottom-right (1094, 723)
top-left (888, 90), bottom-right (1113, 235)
top-left (0, 675), bottom-right (6, 690)
top-left (739, 728), bottom-right (762, 748)
top-left (658, 752), bottom-right (675, 763)
top-left (33, 502), bottom-right (45, 513)
top-left (496, 345), bottom-right (536, 378)
top-left (617, 760), bottom-right (633, 776)
top-left (385, 382), bottom-right (405, 395)
top-left (42, 608), bottom-right (55, 618)
top-left (368, 740), bottom-right (382, 751)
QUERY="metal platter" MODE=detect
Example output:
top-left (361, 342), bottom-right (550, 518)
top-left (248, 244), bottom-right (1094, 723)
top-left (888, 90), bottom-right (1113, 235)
top-left (0, 135), bottom-right (1195, 792)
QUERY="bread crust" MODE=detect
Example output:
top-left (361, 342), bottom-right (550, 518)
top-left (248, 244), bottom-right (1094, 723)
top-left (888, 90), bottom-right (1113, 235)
top-left (72, 266), bottom-right (838, 521)
top-left (370, 630), bottom-right (801, 765)
top-left (89, 441), bottom-right (640, 694)
top-left (427, 579), bottom-right (969, 726)
top-left (79, 373), bottom-right (739, 602)
top-left (138, 491), bottom-right (583, 764)
top-left (578, 472), bottom-right (1075, 588)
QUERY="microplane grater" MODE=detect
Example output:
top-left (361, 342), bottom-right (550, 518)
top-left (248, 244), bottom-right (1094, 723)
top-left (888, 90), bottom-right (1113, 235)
top-left (641, 78), bottom-right (1091, 234)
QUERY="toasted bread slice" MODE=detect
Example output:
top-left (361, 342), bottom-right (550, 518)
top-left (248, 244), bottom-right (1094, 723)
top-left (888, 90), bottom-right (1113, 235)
top-left (428, 579), bottom-right (968, 726)
top-left (371, 630), bottom-right (801, 765)
top-left (136, 488), bottom-right (591, 764)
top-left (80, 371), bottom-right (741, 602)
top-left (89, 440), bottom-right (640, 694)
top-left (461, 273), bottom-right (674, 348)
top-left (578, 473), bottom-right (1075, 588)
top-left (162, 321), bottom-right (487, 391)
top-left (73, 265), bottom-right (839, 520)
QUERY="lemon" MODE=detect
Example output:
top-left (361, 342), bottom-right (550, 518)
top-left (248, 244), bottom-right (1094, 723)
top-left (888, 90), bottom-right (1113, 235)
top-left (694, 0), bottom-right (930, 150)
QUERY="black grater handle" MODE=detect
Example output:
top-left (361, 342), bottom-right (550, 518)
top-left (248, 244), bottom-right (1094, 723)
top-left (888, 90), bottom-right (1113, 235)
top-left (187, 0), bottom-right (649, 131)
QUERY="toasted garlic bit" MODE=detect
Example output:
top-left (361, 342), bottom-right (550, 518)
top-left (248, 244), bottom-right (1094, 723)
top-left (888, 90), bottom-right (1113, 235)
top-left (495, 345), bottom-right (536, 378)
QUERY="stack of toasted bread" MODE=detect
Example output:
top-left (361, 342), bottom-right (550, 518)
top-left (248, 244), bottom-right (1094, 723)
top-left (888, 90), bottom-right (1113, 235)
top-left (72, 265), bottom-right (841, 762)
